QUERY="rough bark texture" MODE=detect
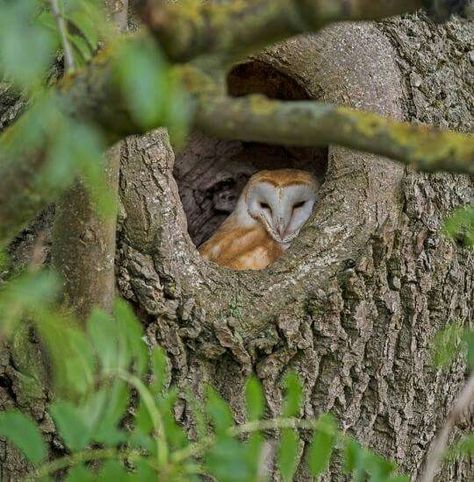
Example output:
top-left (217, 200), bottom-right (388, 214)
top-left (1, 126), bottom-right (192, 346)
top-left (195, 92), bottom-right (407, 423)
top-left (1, 13), bottom-right (473, 482)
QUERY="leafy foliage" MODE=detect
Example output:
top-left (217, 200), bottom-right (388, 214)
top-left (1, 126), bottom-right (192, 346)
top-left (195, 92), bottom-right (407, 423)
top-left (0, 410), bottom-right (47, 465)
top-left (443, 205), bottom-right (474, 248)
top-left (431, 320), bottom-right (474, 371)
top-left (0, 291), bottom-right (413, 481)
top-left (0, 0), bottom-right (189, 234)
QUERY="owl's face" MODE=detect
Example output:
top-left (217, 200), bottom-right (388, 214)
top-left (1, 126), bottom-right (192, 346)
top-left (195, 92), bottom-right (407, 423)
top-left (245, 170), bottom-right (319, 245)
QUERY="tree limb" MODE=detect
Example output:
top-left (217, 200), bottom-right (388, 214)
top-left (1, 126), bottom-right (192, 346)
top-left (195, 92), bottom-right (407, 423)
top-left (420, 373), bottom-right (474, 482)
top-left (51, 1), bottom-right (129, 319)
top-left (194, 94), bottom-right (474, 176)
top-left (50, 0), bottom-right (76, 71)
top-left (138, 0), bottom-right (471, 62)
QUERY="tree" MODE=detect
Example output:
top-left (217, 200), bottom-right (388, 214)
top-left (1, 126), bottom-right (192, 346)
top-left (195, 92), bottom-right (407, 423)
top-left (0, 0), bottom-right (473, 480)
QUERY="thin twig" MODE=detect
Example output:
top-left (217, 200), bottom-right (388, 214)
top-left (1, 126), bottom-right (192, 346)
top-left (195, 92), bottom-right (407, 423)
top-left (26, 447), bottom-right (143, 481)
top-left (172, 417), bottom-right (320, 463)
top-left (420, 373), bottom-right (474, 482)
top-left (115, 369), bottom-right (169, 467)
top-left (49, 0), bottom-right (75, 72)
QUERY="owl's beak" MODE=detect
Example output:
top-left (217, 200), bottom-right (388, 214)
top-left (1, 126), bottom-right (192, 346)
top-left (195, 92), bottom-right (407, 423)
top-left (276, 222), bottom-right (286, 240)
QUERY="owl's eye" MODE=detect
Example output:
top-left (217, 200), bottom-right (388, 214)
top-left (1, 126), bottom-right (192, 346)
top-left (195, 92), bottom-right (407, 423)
top-left (260, 202), bottom-right (271, 211)
top-left (293, 200), bottom-right (306, 209)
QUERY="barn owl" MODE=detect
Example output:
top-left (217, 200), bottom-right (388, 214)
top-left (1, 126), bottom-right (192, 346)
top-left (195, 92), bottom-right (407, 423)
top-left (199, 169), bottom-right (319, 270)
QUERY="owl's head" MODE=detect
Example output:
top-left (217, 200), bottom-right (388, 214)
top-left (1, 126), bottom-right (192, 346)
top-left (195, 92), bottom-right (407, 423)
top-left (242, 169), bottom-right (319, 245)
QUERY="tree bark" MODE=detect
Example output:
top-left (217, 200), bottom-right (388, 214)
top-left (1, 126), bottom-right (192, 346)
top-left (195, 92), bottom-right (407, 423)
top-left (117, 16), bottom-right (473, 482)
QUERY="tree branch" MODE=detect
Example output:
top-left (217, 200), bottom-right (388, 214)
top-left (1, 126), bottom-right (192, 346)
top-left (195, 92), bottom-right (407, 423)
top-left (50, 1), bottom-right (130, 319)
top-left (50, 0), bottom-right (76, 72)
top-left (138, 0), bottom-right (471, 62)
top-left (420, 373), bottom-right (474, 482)
top-left (194, 94), bottom-right (474, 176)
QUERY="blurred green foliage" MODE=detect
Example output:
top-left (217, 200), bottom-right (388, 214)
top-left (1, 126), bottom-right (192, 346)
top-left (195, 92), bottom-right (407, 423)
top-left (0, 0), bottom-right (190, 230)
top-left (432, 321), bottom-right (474, 372)
top-left (0, 292), bottom-right (411, 481)
top-left (443, 206), bottom-right (474, 248)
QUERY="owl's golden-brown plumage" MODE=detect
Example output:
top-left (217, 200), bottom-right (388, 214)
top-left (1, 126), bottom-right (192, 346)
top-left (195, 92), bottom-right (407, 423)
top-left (199, 169), bottom-right (319, 270)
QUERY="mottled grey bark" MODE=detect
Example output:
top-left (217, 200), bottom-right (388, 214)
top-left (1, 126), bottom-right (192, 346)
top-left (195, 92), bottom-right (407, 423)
top-left (117, 17), bottom-right (473, 482)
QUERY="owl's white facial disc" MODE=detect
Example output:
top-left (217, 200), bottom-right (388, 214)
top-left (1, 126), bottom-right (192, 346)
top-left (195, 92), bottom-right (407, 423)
top-left (247, 182), bottom-right (317, 245)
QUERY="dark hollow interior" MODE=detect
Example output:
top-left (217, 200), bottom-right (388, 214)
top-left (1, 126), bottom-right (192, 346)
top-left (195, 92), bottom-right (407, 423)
top-left (174, 61), bottom-right (328, 247)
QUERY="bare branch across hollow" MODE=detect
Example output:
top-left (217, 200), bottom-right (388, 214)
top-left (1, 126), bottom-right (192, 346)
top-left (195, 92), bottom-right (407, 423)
top-left (194, 94), bottom-right (474, 176)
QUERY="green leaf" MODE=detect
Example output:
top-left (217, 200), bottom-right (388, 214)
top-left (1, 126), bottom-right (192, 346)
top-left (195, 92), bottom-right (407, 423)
top-left (0, 249), bottom-right (8, 271)
top-left (87, 309), bottom-right (119, 372)
top-left (0, 1), bottom-right (55, 89)
top-left (464, 331), bottom-right (474, 372)
top-left (283, 372), bottom-right (303, 417)
top-left (245, 432), bottom-right (264, 480)
top-left (129, 459), bottom-right (156, 482)
top-left (206, 436), bottom-right (253, 482)
top-left (68, 32), bottom-right (94, 66)
top-left (128, 431), bottom-right (154, 452)
top-left (65, 465), bottom-right (95, 482)
top-left (343, 438), bottom-right (362, 476)
top-left (94, 382), bottom-right (129, 445)
top-left (0, 92), bottom-right (57, 158)
top-left (0, 410), bottom-right (46, 465)
top-left (431, 322), bottom-right (466, 369)
top-left (206, 387), bottom-right (234, 435)
top-left (96, 460), bottom-right (129, 482)
top-left (0, 270), bottom-right (60, 338)
top-left (245, 376), bottom-right (265, 421)
top-left (36, 312), bottom-right (95, 397)
top-left (113, 298), bottom-right (148, 375)
top-left (113, 37), bottom-right (168, 129)
top-left (363, 452), bottom-right (396, 481)
top-left (307, 414), bottom-right (336, 477)
top-left (135, 398), bottom-right (153, 437)
top-left (443, 205), bottom-right (474, 248)
top-left (150, 346), bottom-right (169, 396)
top-left (445, 433), bottom-right (474, 462)
top-left (113, 34), bottom-right (191, 143)
top-left (278, 428), bottom-right (299, 482)
top-left (50, 401), bottom-right (92, 451)
top-left (386, 476), bottom-right (410, 482)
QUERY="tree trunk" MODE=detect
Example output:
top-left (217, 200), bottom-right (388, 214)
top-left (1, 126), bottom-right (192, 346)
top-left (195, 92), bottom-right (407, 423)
top-left (118, 15), bottom-right (473, 482)
top-left (1, 12), bottom-right (473, 482)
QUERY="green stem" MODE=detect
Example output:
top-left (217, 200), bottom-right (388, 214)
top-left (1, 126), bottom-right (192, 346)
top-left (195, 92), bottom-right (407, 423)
top-left (114, 369), bottom-right (169, 467)
top-left (49, 0), bottom-right (76, 72)
top-left (172, 417), bottom-right (319, 463)
top-left (27, 447), bottom-right (142, 481)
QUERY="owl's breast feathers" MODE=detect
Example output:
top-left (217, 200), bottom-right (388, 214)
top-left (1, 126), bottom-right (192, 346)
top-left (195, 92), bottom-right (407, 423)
top-left (199, 217), bottom-right (284, 270)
